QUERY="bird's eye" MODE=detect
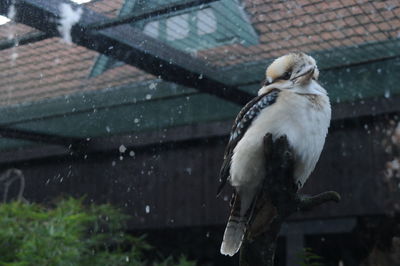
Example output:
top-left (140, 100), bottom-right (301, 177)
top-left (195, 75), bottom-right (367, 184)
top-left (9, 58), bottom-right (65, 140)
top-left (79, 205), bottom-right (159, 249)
top-left (262, 79), bottom-right (271, 86)
top-left (281, 71), bottom-right (291, 80)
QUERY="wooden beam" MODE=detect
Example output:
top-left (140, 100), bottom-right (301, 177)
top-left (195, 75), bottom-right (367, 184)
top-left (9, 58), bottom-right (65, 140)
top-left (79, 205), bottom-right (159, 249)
top-left (0, 126), bottom-right (84, 147)
top-left (0, 31), bottom-right (51, 50)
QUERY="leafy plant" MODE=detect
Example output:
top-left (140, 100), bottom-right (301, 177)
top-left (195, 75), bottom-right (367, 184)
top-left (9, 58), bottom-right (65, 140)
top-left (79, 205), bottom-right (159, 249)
top-left (298, 247), bottom-right (325, 266)
top-left (0, 198), bottom-right (195, 266)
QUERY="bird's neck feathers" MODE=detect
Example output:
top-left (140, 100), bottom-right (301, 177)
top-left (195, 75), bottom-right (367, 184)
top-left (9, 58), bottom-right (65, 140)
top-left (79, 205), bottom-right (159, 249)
top-left (258, 80), bottom-right (327, 96)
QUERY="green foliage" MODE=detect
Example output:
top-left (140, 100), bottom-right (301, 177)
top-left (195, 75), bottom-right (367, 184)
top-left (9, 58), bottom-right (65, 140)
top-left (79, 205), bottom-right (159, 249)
top-left (0, 198), bottom-right (195, 266)
top-left (298, 248), bottom-right (325, 266)
top-left (153, 256), bottom-right (195, 266)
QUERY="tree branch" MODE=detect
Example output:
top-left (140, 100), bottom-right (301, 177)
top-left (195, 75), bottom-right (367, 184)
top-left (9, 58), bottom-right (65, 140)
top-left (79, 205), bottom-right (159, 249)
top-left (239, 133), bottom-right (341, 266)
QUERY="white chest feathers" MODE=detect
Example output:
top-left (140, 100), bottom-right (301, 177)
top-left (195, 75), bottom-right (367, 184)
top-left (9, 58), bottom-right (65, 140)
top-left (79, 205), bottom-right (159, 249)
top-left (229, 88), bottom-right (331, 190)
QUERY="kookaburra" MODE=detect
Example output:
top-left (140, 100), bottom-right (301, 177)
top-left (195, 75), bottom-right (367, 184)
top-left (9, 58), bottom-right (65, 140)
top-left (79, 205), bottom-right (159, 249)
top-left (218, 52), bottom-right (331, 256)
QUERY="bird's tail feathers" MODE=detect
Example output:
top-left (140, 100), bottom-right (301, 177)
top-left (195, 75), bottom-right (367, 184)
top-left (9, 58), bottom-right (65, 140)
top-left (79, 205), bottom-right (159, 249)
top-left (220, 192), bottom-right (254, 256)
top-left (220, 188), bottom-right (272, 256)
top-left (220, 215), bottom-right (246, 256)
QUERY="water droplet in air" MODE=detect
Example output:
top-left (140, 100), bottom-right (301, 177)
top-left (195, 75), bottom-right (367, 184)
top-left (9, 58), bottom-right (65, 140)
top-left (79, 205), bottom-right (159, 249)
top-left (149, 83), bottom-right (157, 90)
top-left (119, 145), bottom-right (127, 153)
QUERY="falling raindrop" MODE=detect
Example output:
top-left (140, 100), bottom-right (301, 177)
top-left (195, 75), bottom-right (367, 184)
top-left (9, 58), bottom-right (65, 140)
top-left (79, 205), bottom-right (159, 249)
top-left (119, 145), bottom-right (127, 153)
top-left (149, 82), bottom-right (157, 90)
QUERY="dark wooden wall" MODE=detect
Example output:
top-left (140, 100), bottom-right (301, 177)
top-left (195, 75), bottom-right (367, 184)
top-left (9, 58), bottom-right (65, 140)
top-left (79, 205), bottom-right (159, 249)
top-left (1, 113), bottom-right (398, 230)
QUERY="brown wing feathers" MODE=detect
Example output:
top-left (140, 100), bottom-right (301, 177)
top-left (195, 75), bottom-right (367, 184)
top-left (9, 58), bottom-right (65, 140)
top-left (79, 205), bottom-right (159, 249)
top-left (217, 89), bottom-right (281, 196)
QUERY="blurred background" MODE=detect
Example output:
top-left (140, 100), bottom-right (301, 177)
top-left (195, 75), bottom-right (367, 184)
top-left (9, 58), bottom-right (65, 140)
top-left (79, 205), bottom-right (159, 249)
top-left (0, 0), bottom-right (399, 265)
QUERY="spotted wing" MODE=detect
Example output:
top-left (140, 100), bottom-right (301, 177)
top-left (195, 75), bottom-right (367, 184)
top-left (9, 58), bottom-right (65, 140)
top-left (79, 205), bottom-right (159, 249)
top-left (217, 89), bottom-right (280, 195)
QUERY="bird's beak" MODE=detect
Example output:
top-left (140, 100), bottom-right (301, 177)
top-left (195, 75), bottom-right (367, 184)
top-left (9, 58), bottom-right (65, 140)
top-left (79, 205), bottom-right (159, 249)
top-left (291, 67), bottom-right (315, 85)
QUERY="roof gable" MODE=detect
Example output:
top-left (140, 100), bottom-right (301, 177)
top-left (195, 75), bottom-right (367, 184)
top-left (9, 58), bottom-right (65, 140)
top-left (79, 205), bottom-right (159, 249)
top-left (89, 0), bottom-right (258, 77)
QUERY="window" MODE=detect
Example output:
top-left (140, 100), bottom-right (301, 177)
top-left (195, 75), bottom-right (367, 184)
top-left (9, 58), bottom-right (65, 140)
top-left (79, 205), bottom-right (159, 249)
top-left (197, 8), bottom-right (217, 35)
top-left (166, 14), bottom-right (189, 41)
top-left (143, 21), bottom-right (159, 39)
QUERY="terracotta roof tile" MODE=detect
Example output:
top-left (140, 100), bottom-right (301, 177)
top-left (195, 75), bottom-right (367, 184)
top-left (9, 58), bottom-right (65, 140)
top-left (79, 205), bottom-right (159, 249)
top-left (0, 23), bottom-right (37, 41)
top-left (85, 0), bottom-right (124, 17)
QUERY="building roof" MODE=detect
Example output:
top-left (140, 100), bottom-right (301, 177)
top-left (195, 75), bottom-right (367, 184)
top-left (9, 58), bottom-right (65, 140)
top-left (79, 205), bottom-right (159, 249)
top-left (0, 0), bottom-right (398, 151)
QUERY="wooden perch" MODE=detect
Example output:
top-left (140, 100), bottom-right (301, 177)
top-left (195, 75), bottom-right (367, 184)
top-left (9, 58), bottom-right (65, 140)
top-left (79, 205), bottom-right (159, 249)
top-left (239, 133), bottom-right (341, 266)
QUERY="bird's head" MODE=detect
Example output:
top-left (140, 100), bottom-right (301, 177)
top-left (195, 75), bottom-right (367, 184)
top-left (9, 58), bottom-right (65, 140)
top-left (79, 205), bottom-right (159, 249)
top-left (261, 53), bottom-right (319, 93)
